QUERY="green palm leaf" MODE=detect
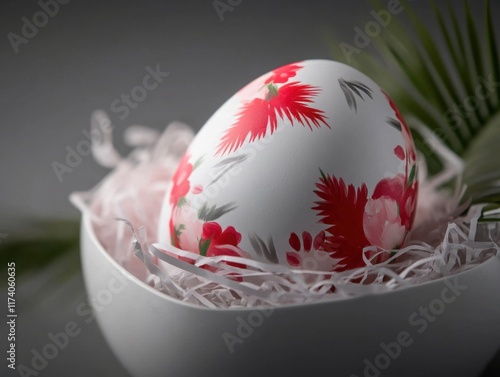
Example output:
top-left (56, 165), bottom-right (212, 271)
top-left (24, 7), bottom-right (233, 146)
top-left (0, 219), bottom-right (80, 289)
top-left (330, 0), bottom-right (500, 205)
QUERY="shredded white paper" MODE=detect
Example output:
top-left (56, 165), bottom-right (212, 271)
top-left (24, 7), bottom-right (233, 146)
top-left (71, 111), bottom-right (500, 308)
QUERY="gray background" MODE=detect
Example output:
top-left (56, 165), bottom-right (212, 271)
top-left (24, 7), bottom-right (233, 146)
top-left (1, 0), bottom-right (499, 376)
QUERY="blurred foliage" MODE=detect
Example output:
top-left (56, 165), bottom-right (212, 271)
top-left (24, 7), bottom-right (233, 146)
top-left (0, 219), bottom-right (80, 285)
top-left (330, 0), bottom-right (500, 205)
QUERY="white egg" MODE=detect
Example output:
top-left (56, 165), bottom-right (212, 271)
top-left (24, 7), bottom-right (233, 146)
top-left (159, 59), bottom-right (418, 271)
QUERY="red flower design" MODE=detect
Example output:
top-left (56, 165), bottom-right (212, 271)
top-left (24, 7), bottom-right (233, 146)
top-left (286, 231), bottom-right (334, 270)
top-left (311, 169), bottom-right (418, 271)
top-left (169, 215), bottom-right (198, 264)
top-left (264, 63), bottom-right (302, 84)
top-left (372, 174), bottom-right (417, 230)
top-left (363, 197), bottom-right (406, 250)
top-left (382, 90), bottom-right (416, 162)
top-left (169, 217), bottom-right (179, 248)
top-left (312, 173), bottom-right (370, 271)
top-left (169, 153), bottom-right (193, 205)
top-left (172, 206), bottom-right (204, 253)
top-left (286, 252), bottom-right (301, 267)
top-left (191, 184), bottom-right (203, 194)
top-left (394, 145), bottom-right (405, 160)
top-left (380, 91), bottom-right (418, 235)
top-left (200, 222), bottom-right (246, 268)
top-left (216, 81), bottom-right (329, 156)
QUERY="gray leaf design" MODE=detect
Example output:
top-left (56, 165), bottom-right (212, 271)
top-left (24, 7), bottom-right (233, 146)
top-left (249, 233), bottom-right (279, 264)
top-left (198, 202), bottom-right (237, 222)
top-left (208, 153), bottom-right (249, 187)
top-left (387, 117), bottom-right (402, 132)
top-left (339, 78), bottom-right (373, 113)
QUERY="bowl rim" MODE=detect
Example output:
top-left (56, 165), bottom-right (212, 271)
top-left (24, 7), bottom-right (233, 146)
top-left (82, 212), bottom-right (499, 312)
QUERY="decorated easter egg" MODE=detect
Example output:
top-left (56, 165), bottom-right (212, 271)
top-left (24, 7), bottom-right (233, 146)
top-left (158, 59), bottom-right (418, 272)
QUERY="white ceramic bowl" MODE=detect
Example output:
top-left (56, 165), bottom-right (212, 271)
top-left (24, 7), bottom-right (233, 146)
top-left (81, 213), bottom-right (500, 377)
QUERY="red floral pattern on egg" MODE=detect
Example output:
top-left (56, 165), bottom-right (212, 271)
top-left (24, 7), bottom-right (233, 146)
top-left (216, 62), bottom-right (330, 156)
top-left (162, 60), bottom-right (419, 274)
top-left (199, 222), bottom-right (248, 270)
top-left (167, 155), bottom-right (247, 268)
top-left (169, 154), bottom-right (193, 206)
top-left (309, 169), bottom-right (418, 271)
top-left (382, 90), bottom-right (417, 163)
top-left (264, 63), bottom-right (302, 84)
